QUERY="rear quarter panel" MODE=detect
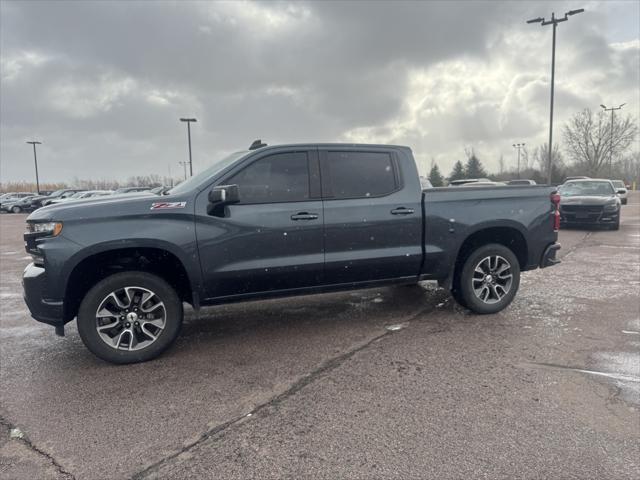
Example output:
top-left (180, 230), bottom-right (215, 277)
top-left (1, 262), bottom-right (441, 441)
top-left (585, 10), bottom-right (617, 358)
top-left (422, 185), bottom-right (557, 282)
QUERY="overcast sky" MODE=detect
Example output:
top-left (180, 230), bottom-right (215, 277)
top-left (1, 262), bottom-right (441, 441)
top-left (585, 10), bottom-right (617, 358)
top-left (1, 0), bottom-right (638, 183)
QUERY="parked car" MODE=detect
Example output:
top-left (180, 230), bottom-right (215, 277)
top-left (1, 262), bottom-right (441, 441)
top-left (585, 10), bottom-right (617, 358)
top-left (558, 179), bottom-right (621, 230)
top-left (23, 142), bottom-right (560, 363)
top-left (114, 187), bottom-right (152, 194)
top-left (30, 189), bottom-right (87, 209)
top-left (1, 195), bottom-right (36, 213)
top-left (47, 190), bottom-right (113, 205)
top-left (611, 180), bottom-right (628, 205)
top-left (0, 192), bottom-right (34, 207)
top-left (448, 178), bottom-right (491, 186)
top-left (461, 181), bottom-right (506, 187)
top-left (507, 179), bottom-right (537, 186)
top-left (562, 176), bottom-right (590, 183)
top-left (419, 177), bottom-right (433, 189)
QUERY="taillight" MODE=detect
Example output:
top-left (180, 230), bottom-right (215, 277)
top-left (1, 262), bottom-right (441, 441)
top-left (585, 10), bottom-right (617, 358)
top-left (551, 191), bottom-right (561, 232)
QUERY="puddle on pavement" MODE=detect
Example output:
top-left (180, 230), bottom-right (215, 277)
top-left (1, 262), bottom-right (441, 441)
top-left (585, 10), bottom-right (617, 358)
top-left (522, 361), bottom-right (640, 405)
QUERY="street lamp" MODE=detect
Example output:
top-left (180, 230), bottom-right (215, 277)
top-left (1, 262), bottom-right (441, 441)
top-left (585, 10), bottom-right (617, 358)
top-left (25, 141), bottom-right (42, 194)
top-left (179, 118), bottom-right (197, 177)
top-left (512, 143), bottom-right (525, 179)
top-left (600, 103), bottom-right (625, 177)
top-left (527, 8), bottom-right (584, 185)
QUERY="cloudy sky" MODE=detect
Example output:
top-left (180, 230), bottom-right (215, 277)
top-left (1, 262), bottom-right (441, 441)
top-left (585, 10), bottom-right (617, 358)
top-left (1, 0), bottom-right (638, 183)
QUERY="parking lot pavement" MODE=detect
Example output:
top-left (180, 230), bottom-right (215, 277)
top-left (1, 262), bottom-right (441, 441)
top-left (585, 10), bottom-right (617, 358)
top-left (1, 194), bottom-right (639, 479)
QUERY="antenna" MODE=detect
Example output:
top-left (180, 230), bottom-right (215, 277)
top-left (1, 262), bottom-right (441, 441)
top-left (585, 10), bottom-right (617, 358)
top-left (249, 139), bottom-right (267, 150)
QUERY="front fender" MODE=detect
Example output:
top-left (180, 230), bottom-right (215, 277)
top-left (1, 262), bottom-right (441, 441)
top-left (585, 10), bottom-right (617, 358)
top-left (60, 238), bottom-right (203, 301)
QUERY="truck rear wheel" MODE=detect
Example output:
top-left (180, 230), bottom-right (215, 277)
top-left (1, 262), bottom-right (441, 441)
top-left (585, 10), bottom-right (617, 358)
top-left (77, 271), bottom-right (183, 364)
top-left (455, 243), bottom-right (520, 314)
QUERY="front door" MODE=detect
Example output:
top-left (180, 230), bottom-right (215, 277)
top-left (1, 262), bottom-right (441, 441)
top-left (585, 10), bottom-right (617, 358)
top-left (195, 149), bottom-right (324, 299)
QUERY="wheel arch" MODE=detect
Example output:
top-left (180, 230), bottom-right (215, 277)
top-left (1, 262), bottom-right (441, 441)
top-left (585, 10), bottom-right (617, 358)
top-left (63, 241), bottom-right (199, 322)
top-left (451, 224), bottom-right (528, 291)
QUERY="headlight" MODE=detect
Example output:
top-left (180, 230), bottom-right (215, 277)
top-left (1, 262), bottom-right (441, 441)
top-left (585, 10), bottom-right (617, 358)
top-left (26, 221), bottom-right (63, 237)
top-left (603, 202), bottom-right (619, 212)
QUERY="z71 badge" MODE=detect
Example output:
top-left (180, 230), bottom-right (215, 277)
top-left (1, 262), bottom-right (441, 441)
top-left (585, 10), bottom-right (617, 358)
top-left (150, 201), bottom-right (187, 210)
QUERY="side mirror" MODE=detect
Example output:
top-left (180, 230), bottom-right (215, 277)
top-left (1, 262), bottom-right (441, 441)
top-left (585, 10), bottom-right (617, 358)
top-left (208, 185), bottom-right (240, 204)
top-left (207, 185), bottom-right (240, 217)
top-left (616, 189), bottom-right (626, 195)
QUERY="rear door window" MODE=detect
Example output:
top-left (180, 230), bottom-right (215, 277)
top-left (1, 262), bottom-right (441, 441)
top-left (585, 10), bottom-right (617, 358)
top-left (323, 151), bottom-right (398, 199)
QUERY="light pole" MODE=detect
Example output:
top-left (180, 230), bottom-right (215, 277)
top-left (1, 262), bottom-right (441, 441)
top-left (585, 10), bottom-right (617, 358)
top-left (512, 143), bottom-right (525, 179)
top-left (600, 103), bottom-right (625, 178)
top-left (179, 118), bottom-right (197, 177)
top-left (26, 141), bottom-right (42, 194)
top-left (527, 8), bottom-right (584, 185)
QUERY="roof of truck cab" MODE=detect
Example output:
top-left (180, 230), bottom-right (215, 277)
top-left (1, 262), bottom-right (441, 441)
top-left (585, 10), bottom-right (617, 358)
top-left (249, 143), bottom-right (412, 151)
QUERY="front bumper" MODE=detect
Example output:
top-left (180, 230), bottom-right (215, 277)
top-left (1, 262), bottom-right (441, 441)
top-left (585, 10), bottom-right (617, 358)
top-left (560, 209), bottom-right (619, 226)
top-left (22, 263), bottom-right (64, 327)
top-left (540, 243), bottom-right (561, 268)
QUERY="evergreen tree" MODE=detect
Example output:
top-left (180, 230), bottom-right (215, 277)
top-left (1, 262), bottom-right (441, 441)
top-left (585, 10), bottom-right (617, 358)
top-left (464, 154), bottom-right (488, 178)
top-left (448, 161), bottom-right (466, 183)
top-left (428, 163), bottom-right (445, 187)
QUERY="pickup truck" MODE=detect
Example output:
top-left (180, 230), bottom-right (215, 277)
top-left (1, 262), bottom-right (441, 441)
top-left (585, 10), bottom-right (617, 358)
top-left (23, 143), bottom-right (561, 364)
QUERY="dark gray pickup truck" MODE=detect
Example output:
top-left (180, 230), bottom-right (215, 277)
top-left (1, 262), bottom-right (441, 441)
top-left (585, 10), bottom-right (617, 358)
top-left (23, 143), bottom-right (561, 363)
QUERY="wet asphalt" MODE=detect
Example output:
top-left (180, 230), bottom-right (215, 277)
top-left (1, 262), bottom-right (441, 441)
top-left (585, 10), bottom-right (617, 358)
top-left (1, 194), bottom-right (639, 479)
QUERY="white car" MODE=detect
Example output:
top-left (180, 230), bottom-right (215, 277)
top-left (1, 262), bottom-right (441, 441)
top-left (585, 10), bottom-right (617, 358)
top-left (47, 190), bottom-right (113, 205)
top-left (611, 180), bottom-right (628, 205)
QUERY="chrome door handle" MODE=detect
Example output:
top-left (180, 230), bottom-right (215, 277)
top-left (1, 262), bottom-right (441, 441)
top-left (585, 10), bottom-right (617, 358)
top-left (391, 207), bottom-right (415, 215)
top-left (291, 212), bottom-right (319, 220)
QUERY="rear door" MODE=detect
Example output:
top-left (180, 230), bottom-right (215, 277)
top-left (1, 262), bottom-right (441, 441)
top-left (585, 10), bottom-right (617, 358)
top-left (319, 147), bottom-right (423, 285)
top-left (195, 148), bottom-right (325, 299)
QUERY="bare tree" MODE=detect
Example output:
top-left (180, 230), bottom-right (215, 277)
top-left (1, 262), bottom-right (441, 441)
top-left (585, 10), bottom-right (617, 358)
top-left (498, 154), bottom-right (505, 174)
top-left (563, 108), bottom-right (637, 176)
top-left (533, 143), bottom-right (564, 179)
top-left (618, 151), bottom-right (640, 186)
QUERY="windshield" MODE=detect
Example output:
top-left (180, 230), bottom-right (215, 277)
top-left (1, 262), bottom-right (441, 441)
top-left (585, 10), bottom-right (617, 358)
top-left (167, 151), bottom-right (249, 196)
top-left (49, 189), bottom-right (66, 197)
top-left (559, 181), bottom-right (615, 197)
top-left (612, 180), bottom-right (625, 188)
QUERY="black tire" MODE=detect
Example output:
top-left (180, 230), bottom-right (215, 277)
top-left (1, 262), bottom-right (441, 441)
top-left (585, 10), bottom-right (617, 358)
top-left (11, 206), bottom-right (22, 213)
top-left (450, 287), bottom-right (468, 309)
top-left (455, 243), bottom-right (520, 314)
top-left (77, 271), bottom-right (183, 364)
top-left (610, 216), bottom-right (620, 231)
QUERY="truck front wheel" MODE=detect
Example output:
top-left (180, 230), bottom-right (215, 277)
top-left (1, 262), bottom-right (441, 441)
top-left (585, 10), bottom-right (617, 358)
top-left (77, 271), bottom-right (183, 364)
top-left (455, 243), bottom-right (520, 314)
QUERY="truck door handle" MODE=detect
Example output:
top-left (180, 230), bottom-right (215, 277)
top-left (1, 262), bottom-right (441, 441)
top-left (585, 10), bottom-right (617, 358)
top-left (391, 207), bottom-right (415, 215)
top-left (291, 212), bottom-right (319, 221)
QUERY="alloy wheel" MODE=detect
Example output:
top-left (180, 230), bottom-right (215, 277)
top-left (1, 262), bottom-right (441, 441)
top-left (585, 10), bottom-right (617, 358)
top-left (471, 255), bottom-right (513, 304)
top-left (95, 286), bottom-right (166, 351)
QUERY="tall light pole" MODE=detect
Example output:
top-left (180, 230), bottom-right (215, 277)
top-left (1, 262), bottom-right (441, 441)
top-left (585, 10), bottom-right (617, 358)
top-left (26, 141), bottom-right (42, 194)
top-left (527, 8), bottom-right (584, 185)
top-left (179, 118), bottom-right (197, 177)
top-left (600, 103), bottom-right (625, 178)
top-left (512, 143), bottom-right (525, 179)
